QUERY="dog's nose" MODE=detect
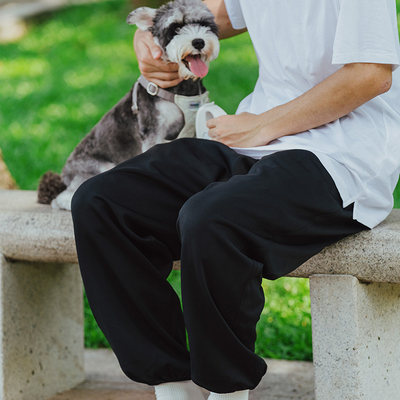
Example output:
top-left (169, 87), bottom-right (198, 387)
top-left (192, 38), bottom-right (205, 50)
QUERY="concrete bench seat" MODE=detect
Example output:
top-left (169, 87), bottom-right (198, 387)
top-left (1, 188), bottom-right (400, 400)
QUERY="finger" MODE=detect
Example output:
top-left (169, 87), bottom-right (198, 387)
top-left (164, 62), bottom-right (181, 72)
top-left (157, 78), bottom-right (183, 88)
top-left (207, 114), bottom-right (231, 128)
top-left (149, 43), bottom-right (162, 59)
top-left (147, 77), bottom-right (183, 89)
top-left (134, 31), bottom-right (174, 71)
top-left (140, 60), bottom-right (180, 74)
top-left (139, 30), bottom-right (162, 59)
top-left (206, 118), bottom-right (217, 128)
top-left (208, 128), bottom-right (218, 138)
top-left (133, 30), bottom-right (152, 59)
top-left (142, 70), bottom-right (180, 81)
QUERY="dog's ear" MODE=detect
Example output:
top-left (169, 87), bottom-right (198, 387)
top-left (126, 7), bottom-right (157, 31)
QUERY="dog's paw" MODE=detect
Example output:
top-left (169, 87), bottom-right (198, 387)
top-left (50, 198), bottom-right (61, 210)
top-left (51, 191), bottom-right (73, 211)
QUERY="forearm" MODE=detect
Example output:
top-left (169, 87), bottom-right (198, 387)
top-left (259, 63), bottom-right (393, 143)
top-left (204, 0), bottom-right (247, 39)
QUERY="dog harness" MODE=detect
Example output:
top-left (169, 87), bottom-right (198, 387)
top-left (131, 75), bottom-right (209, 139)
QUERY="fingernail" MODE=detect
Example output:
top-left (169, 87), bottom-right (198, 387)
top-left (152, 50), bottom-right (161, 58)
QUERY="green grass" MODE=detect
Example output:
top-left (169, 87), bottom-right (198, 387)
top-left (1, 0), bottom-right (400, 362)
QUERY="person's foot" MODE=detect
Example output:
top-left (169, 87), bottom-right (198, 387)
top-left (154, 380), bottom-right (205, 400)
top-left (208, 389), bottom-right (249, 400)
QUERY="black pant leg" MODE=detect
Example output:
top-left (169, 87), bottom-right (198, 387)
top-left (70, 138), bottom-right (257, 385)
top-left (176, 149), bottom-right (368, 393)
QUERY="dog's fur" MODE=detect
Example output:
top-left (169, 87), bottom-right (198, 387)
top-left (37, 0), bottom-right (219, 210)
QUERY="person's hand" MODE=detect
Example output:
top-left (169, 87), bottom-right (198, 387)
top-left (206, 112), bottom-right (273, 147)
top-left (133, 29), bottom-right (183, 88)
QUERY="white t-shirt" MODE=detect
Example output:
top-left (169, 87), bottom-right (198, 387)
top-left (224, 0), bottom-right (400, 229)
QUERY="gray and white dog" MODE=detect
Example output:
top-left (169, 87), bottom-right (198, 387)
top-left (37, 0), bottom-right (219, 210)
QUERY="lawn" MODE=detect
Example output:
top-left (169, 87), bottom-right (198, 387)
top-left (1, 0), bottom-right (399, 362)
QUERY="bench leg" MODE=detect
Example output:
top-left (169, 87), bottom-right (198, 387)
top-left (0, 255), bottom-right (85, 400)
top-left (310, 274), bottom-right (400, 400)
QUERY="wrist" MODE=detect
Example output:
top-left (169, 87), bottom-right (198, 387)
top-left (258, 109), bottom-right (279, 144)
top-left (258, 104), bottom-right (293, 143)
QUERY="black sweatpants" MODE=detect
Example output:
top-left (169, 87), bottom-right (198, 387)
top-left (70, 137), bottom-right (368, 393)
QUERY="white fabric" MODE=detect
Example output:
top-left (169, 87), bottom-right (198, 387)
top-left (154, 380), bottom-right (205, 400)
top-left (224, 0), bottom-right (400, 229)
top-left (208, 389), bottom-right (249, 400)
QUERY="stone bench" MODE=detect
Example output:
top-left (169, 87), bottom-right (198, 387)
top-left (1, 188), bottom-right (400, 400)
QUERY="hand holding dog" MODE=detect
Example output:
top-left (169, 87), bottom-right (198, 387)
top-left (134, 29), bottom-right (183, 88)
top-left (207, 112), bottom-right (273, 148)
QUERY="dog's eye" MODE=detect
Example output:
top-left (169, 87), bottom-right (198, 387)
top-left (169, 22), bottom-right (183, 34)
top-left (189, 20), bottom-right (207, 27)
top-left (191, 20), bottom-right (218, 35)
top-left (162, 22), bottom-right (184, 46)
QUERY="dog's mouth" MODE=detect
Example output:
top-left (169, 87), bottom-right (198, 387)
top-left (182, 54), bottom-right (209, 78)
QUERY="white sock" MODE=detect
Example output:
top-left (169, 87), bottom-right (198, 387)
top-left (208, 389), bottom-right (249, 400)
top-left (154, 380), bottom-right (205, 400)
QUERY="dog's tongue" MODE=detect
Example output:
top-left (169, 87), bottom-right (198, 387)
top-left (186, 55), bottom-right (208, 78)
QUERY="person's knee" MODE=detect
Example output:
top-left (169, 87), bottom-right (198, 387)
top-left (177, 196), bottom-right (200, 238)
top-left (144, 137), bottom-right (215, 167)
top-left (71, 174), bottom-right (105, 221)
top-left (147, 137), bottom-right (196, 158)
top-left (176, 192), bottom-right (221, 245)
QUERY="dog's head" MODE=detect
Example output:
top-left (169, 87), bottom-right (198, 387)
top-left (127, 0), bottom-right (219, 80)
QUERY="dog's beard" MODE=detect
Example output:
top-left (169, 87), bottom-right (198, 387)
top-left (164, 25), bottom-right (219, 80)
